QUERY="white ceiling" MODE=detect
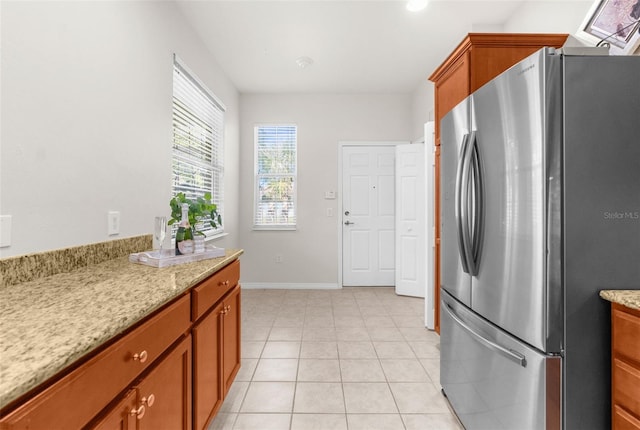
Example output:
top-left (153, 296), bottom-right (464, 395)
top-left (175, 0), bottom-right (590, 93)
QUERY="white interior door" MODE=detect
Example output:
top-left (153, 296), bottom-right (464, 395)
top-left (395, 143), bottom-right (425, 298)
top-left (342, 145), bottom-right (395, 286)
top-left (424, 122), bottom-right (435, 329)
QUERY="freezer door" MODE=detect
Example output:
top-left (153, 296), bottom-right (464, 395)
top-left (440, 291), bottom-right (561, 430)
top-left (469, 49), bottom-right (558, 352)
top-left (440, 98), bottom-right (472, 306)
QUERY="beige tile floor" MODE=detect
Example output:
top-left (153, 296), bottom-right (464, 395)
top-left (208, 287), bottom-right (463, 430)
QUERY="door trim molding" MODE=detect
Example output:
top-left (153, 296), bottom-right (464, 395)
top-left (337, 141), bottom-right (409, 287)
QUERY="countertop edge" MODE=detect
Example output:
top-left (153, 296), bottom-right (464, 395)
top-left (600, 290), bottom-right (640, 311)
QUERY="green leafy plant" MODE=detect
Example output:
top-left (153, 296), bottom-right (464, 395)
top-left (168, 192), bottom-right (222, 235)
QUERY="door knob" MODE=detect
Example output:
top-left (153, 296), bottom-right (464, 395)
top-left (344, 220), bottom-right (355, 225)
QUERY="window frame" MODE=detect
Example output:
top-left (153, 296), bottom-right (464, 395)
top-left (172, 54), bottom-right (226, 238)
top-left (253, 124), bottom-right (298, 231)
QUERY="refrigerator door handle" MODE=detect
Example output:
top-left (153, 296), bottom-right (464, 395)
top-left (460, 133), bottom-right (476, 276)
top-left (455, 133), bottom-right (471, 274)
top-left (443, 301), bottom-right (528, 368)
top-left (469, 131), bottom-right (484, 275)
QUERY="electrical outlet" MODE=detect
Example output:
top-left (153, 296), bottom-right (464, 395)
top-left (275, 254), bottom-right (283, 263)
top-left (108, 211), bottom-right (120, 236)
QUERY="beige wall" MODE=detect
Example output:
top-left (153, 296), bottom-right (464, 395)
top-left (239, 93), bottom-right (412, 285)
top-left (0, 1), bottom-right (240, 257)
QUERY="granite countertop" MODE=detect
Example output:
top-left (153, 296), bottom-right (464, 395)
top-left (0, 248), bottom-right (243, 410)
top-left (600, 290), bottom-right (640, 310)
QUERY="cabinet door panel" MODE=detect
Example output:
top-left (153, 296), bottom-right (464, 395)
top-left (193, 303), bottom-right (223, 430)
top-left (613, 358), bottom-right (640, 417)
top-left (222, 286), bottom-right (241, 394)
top-left (613, 306), bottom-right (640, 364)
top-left (614, 405), bottom-right (640, 430)
top-left (91, 390), bottom-right (137, 430)
top-left (136, 336), bottom-right (192, 430)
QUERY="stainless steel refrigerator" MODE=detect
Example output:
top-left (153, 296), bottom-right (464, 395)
top-left (440, 47), bottom-right (640, 430)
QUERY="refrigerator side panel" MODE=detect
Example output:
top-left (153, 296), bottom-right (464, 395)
top-left (469, 49), bottom-right (550, 351)
top-left (562, 55), bottom-right (640, 430)
top-left (440, 290), bottom-right (561, 430)
top-left (441, 100), bottom-right (472, 306)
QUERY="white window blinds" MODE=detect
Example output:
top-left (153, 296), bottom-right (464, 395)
top-left (172, 56), bottom-right (225, 235)
top-left (254, 125), bottom-right (297, 229)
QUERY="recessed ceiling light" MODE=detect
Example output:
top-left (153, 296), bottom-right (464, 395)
top-left (295, 56), bottom-right (314, 69)
top-left (406, 0), bottom-right (428, 12)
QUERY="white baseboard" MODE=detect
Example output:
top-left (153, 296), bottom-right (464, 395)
top-left (241, 282), bottom-right (341, 290)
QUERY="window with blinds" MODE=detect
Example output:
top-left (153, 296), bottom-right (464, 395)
top-left (172, 55), bottom-right (225, 235)
top-left (254, 125), bottom-right (297, 229)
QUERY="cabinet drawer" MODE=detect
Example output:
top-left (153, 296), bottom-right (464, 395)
top-left (614, 405), bottom-right (640, 430)
top-left (0, 294), bottom-right (190, 430)
top-left (613, 305), bottom-right (640, 364)
top-left (613, 358), bottom-right (640, 417)
top-left (192, 260), bottom-right (240, 321)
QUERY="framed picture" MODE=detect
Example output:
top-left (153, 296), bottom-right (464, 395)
top-left (577, 0), bottom-right (640, 55)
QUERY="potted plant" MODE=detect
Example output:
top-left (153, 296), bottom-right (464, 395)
top-left (169, 192), bottom-right (222, 253)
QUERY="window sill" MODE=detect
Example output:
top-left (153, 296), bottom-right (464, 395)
top-left (204, 231), bottom-right (228, 242)
top-left (252, 226), bottom-right (297, 231)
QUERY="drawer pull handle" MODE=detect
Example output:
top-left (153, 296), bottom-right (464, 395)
top-left (130, 405), bottom-right (146, 419)
top-left (219, 280), bottom-right (230, 287)
top-left (141, 394), bottom-right (155, 407)
top-left (133, 350), bottom-right (148, 363)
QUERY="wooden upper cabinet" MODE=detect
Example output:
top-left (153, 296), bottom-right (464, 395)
top-left (429, 33), bottom-right (568, 145)
top-left (427, 33), bottom-right (568, 334)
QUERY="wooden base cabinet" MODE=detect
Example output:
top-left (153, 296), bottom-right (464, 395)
top-left (428, 33), bottom-right (568, 333)
top-left (0, 259), bottom-right (242, 430)
top-left (612, 303), bottom-right (640, 429)
top-left (193, 266), bottom-right (241, 430)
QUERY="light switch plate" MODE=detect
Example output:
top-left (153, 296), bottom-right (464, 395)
top-left (108, 211), bottom-right (120, 236)
top-left (0, 215), bottom-right (12, 247)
